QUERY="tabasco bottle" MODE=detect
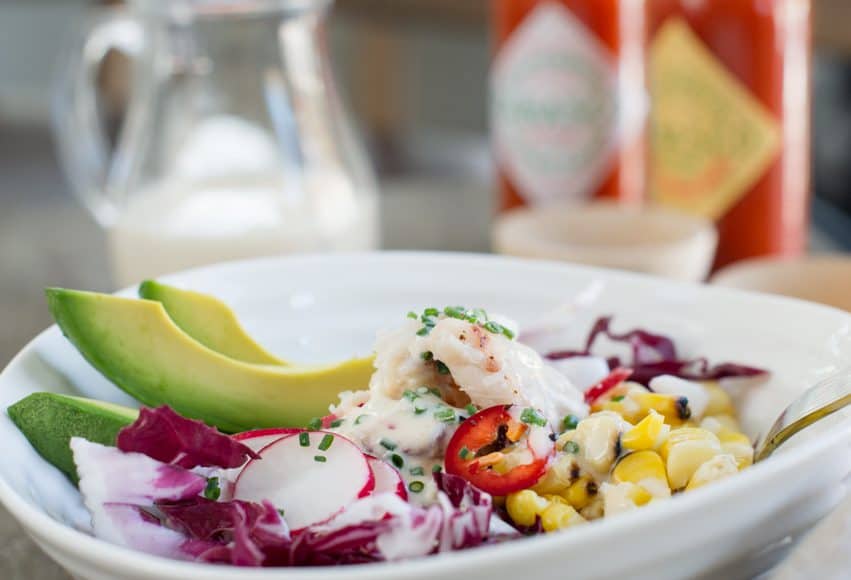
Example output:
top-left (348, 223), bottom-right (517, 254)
top-left (647, 0), bottom-right (812, 268)
top-left (492, 0), bottom-right (648, 210)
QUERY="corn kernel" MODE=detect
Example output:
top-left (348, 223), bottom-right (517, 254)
top-left (612, 450), bottom-right (670, 498)
top-left (631, 392), bottom-right (692, 426)
top-left (533, 454), bottom-right (579, 495)
top-left (703, 382), bottom-right (734, 416)
top-left (709, 414), bottom-right (741, 433)
top-left (505, 490), bottom-right (549, 527)
top-left (565, 475), bottom-right (598, 510)
top-left (569, 412), bottom-right (622, 473)
top-left (686, 454), bottom-right (738, 490)
top-left (541, 501), bottom-right (586, 532)
top-left (579, 494), bottom-right (605, 520)
top-left (622, 410), bottom-right (670, 451)
top-left (601, 482), bottom-right (653, 516)
top-left (661, 428), bottom-right (722, 489)
top-left (718, 431), bottom-right (754, 469)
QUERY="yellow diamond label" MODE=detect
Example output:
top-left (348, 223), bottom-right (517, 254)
top-left (650, 18), bottom-right (781, 219)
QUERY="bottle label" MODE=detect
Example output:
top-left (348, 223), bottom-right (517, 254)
top-left (651, 18), bottom-right (781, 219)
top-left (492, 2), bottom-right (619, 205)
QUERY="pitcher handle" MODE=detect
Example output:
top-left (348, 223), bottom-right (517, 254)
top-left (52, 8), bottom-right (144, 226)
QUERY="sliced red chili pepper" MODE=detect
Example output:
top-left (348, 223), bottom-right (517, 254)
top-left (584, 367), bottom-right (634, 404)
top-left (445, 405), bottom-right (553, 496)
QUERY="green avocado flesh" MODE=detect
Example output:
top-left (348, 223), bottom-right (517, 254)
top-left (46, 288), bottom-right (375, 432)
top-left (138, 280), bottom-right (286, 366)
top-left (7, 392), bottom-right (138, 483)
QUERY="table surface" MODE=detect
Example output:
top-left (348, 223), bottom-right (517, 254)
top-left (0, 124), bottom-right (847, 579)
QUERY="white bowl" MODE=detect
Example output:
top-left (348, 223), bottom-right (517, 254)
top-left (492, 203), bottom-right (718, 282)
top-left (711, 254), bottom-right (851, 312)
top-left (1, 252), bottom-right (850, 580)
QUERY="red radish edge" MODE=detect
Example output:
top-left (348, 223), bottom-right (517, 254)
top-left (366, 455), bottom-right (408, 500)
top-left (234, 431), bottom-right (375, 530)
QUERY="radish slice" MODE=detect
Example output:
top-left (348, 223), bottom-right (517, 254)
top-left (233, 428), bottom-right (301, 453)
top-left (234, 431), bottom-right (374, 530)
top-left (366, 456), bottom-right (408, 500)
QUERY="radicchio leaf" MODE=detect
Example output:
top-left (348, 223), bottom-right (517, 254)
top-left (70, 438), bottom-right (206, 553)
top-left (157, 497), bottom-right (291, 567)
top-left (546, 316), bottom-right (768, 386)
top-left (116, 406), bottom-right (259, 469)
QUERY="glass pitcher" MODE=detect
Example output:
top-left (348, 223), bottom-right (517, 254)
top-left (53, 0), bottom-right (379, 287)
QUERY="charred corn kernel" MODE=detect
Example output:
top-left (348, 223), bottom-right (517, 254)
top-left (580, 494), bottom-right (605, 520)
top-left (533, 454), bottom-right (579, 495)
top-left (506, 490), bottom-right (549, 527)
top-left (622, 410), bottom-right (670, 451)
top-left (612, 450), bottom-right (669, 491)
top-left (686, 454), bottom-right (738, 490)
top-left (569, 412), bottom-right (622, 473)
top-left (541, 501), bottom-right (586, 531)
top-left (718, 432), bottom-right (754, 469)
top-left (565, 475), bottom-right (598, 510)
top-left (632, 392), bottom-right (692, 426)
top-left (703, 382), bottom-right (734, 416)
top-left (661, 428), bottom-right (721, 489)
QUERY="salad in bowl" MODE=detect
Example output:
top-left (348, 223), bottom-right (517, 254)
top-left (6, 280), bottom-right (767, 568)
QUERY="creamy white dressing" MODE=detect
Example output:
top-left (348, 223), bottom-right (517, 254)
top-left (332, 390), bottom-right (465, 503)
top-left (329, 313), bottom-right (588, 505)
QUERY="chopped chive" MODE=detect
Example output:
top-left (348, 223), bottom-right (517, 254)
top-left (414, 406), bottom-right (427, 415)
top-left (502, 326), bottom-right (516, 340)
top-left (410, 466), bottom-right (425, 476)
top-left (429, 387), bottom-right (442, 397)
top-left (435, 361), bottom-right (450, 375)
top-left (470, 308), bottom-right (488, 322)
top-left (432, 464), bottom-right (443, 473)
top-left (330, 418), bottom-right (344, 428)
top-left (204, 477), bottom-right (221, 501)
top-left (408, 481), bottom-right (425, 493)
top-left (380, 438), bottom-right (397, 451)
top-left (299, 432), bottom-right (310, 447)
top-left (561, 414), bottom-right (579, 431)
top-left (407, 311), bottom-right (418, 319)
top-left (444, 306), bottom-right (467, 319)
top-left (424, 307), bottom-right (440, 317)
top-left (391, 454), bottom-right (404, 469)
top-left (355, 414), bottom-right (368, 425)
top-left (318, 434), bottom-right (334, 451)
top-left (483, 320), bottom-right (504, 335)
top-left (563, 441), bottom-right (580, 454)
top-left (420, 351), bottom-right (434, 361)
top-left (611, 395), bottom-right (625, 402)
top-left (434, 407), bottom-right (456, 423)
top-left (403, 389), bottom-right (420, 401)
top-left (459, 446), bottom-right (471, 460)
top-left (416, 327), bottom-right (430, 337)
top-left (307, 417), bottom-right (322, 431)
top-left (520, 407), bottom-right (547, 427)
top-left (465, 404), bottom-right (477, 415)
top-left (313, 455), bottom-right (327, 463)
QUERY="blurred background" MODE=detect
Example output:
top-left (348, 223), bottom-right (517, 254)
top-left (2, 1), bottom-right (851, 576)
top-left (3, 0), bottom-right (851, 367)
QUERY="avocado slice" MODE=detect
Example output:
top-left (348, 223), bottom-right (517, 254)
top-left (46, 288), bottom-right (374, 432)
top-left (138, 280), bottom-right (286, 366)
top-left (7, 392), bottom-right (138, 483)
